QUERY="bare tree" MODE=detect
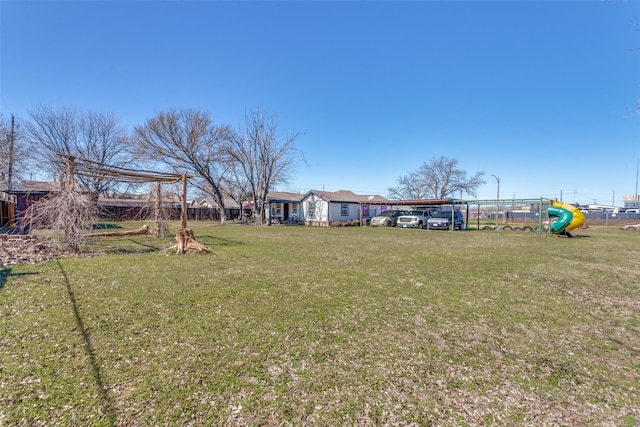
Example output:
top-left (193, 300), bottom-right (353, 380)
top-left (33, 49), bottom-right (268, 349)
top-left (220, 161), bottom-right (252, 222)
top-left (388, 156), bottom-right (485, 199)
top-left (28, 188), bottom-right (98, 252)
top-left (23, 106), bottom-right (130, 199)
top-left (132, 109), bottom-right (233, 223)
top-left (387, 172), bottom-right (431, 200)
top-left (226, 109), bottom-right (301, 225)
top-left (27, 164), bottom-right (99, 252)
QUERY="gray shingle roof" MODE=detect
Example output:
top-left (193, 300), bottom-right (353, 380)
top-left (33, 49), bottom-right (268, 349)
top-left (304, 190), bottom-right (388, 203)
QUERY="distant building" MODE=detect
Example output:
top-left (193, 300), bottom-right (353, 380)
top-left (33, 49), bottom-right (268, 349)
top-left (623, 195), bottom-right (639, 209)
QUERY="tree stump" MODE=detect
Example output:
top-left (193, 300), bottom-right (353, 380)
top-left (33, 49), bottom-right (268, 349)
top-left (170, 229), bottom-right (212, 254)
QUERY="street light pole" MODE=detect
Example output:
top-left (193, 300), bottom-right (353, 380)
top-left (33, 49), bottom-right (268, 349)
top-left (492, 174), bottom-right (500, 230)
top-left (632, 159), bottom-right (640, 208)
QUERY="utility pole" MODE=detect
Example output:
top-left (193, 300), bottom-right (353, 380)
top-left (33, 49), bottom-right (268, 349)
top-left (7, 115), bottom-right (15, 191)
top-left (492, 174), bottom-right (500, 229)
top-left (635, 159), bottom-right (640, 208)
top-left (181, 173), bottom-right (188, 230)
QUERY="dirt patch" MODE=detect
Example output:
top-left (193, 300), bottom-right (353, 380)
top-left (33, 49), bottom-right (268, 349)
top-left (0, 235), bottom-right (86, 267)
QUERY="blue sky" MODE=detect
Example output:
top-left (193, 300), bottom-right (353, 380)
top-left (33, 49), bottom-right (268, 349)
top-left (1, 1), bottom-right (639, 205)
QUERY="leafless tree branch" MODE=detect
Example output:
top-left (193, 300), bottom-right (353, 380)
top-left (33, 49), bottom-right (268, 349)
top-left (226, 109), bottom-right (301, 225)
top-left (24, 106), bottom-right (131, 198)
top-left (389, 156), bottom-right (485, 200)
top-left (132, 109), bottom-right (232, 223)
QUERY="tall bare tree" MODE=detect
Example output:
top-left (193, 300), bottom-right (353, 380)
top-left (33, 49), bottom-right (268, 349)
top-left (219, 161), bottom-right (252, 222)
top-left (388, 156), bottom-right (485, 200)
top-left (24, 106), bottom-right (130, 199)
top-left (226, 110), bottom-right (301, 225)
top-left (132, 109), bottom-right (232, 223)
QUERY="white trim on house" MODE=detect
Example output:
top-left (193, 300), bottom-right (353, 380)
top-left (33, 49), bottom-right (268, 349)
top-left (300, 190), bottom-right (388, 226)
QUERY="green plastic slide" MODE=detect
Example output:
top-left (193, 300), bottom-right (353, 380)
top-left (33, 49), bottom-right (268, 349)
top-left (547, 200), bottom-right (585, 236)
top-left (547, 205), bottom-right (573, 233)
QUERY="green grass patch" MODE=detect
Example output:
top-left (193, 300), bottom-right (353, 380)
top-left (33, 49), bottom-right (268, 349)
top-left (1, 223), bottom-right (639, 425)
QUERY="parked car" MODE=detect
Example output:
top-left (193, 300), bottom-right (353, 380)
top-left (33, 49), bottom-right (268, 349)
top-left (426, 210), bottom-right (465, 230)
top-left (620, 223), bottom-right (640, 232)
top-left (369, 210), bottom-right (407, 227)
top-left (397, 210), bottom-right (433, 229)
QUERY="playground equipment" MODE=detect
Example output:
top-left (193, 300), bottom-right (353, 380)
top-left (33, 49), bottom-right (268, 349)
top-left (547, 200), bottom-right (585, 237)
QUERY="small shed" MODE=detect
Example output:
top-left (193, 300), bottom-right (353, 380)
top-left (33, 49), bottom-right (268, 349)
top-left (5, 181), bottom-right (60, 230)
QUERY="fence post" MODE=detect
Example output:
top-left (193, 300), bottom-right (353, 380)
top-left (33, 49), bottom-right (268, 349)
top-left (181, 174), bottom-right (188, 230)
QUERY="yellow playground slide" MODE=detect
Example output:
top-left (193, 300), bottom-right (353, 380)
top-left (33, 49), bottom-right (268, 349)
top-left (547, 200), bottom-right (585, 236)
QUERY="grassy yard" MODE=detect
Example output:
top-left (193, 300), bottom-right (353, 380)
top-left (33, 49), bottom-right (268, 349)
top-left (1, 223), bottom-right (639, 426)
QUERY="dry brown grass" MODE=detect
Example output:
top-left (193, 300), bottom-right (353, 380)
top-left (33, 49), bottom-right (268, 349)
top-left (1, 223), bottom-right (638, 425)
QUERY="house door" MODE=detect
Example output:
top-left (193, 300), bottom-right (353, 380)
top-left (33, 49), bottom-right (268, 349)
top-left (283, 204), bottom-right (289, 221)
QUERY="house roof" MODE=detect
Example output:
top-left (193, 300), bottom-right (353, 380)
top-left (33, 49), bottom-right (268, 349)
top-left (266, 191), bottom-right (304, 203)
top-left (303, 189), bottom-right (388, 203)
top-left (7, 181), bottom-right (61, 195)
top-left (192, 196), bottom-right (241, 210)
top-left (188, 198), bottom-right (211, 207)
top-left (98, 198), bottom-right (151, 208)
top-left (366, 198), bottom-right (452, 206)
top-left (99, 194), bottom-right (180, 208)
top-left (20, 181), bottom-right (61, 192)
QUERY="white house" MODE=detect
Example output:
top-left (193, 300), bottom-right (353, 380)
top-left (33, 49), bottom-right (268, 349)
top-left (300, 190), bottom-right (388, 226)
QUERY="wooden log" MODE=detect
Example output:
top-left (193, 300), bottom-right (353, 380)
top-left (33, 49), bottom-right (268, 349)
top-left (154, 182), bottom-right (162, 238)
top-left (85, 224), bottom-right (151, 238)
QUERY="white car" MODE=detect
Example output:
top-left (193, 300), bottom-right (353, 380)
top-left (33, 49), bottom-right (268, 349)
top-left (620, 223), bottom-right (640, 232)
top-left (396, 210), bottom-right (433, 229)
top-left (369, 210), bottom-right (407, 227)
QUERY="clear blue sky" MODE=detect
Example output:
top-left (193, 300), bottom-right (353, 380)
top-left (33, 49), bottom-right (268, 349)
top-left (2, 1), bottom-right (639, 205)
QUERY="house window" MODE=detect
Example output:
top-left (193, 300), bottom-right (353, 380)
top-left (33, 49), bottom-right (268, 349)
top-left (275, 203), bottom-right (282, 216)
top-left (341, 203), bottom-right (349, 216)
top-left (307, 201), bottom-right (316, 219)
top-left (292, 203), bottom-right (298, 214)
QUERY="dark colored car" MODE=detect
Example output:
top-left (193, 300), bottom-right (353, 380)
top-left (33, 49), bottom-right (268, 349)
top-left (426, 210), bottom-right (465, 230)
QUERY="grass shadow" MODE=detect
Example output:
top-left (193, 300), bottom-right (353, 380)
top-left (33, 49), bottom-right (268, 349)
top-left (90, 236), bottom-right (164, 255)
top-left (92, 223), bottom-right (124, 230)
top-left (0, 267), bottom-right (8, 290)
top-left (198, 235), bottom-right (246, 247)
top-left (609, 338), bottom-right (640, 356)
top-left (126, 238), bottom-right (162, 251)
top-left (57, 261), bottom-right (117, 426)
top-left (0, 268), bottom-right (39, 291)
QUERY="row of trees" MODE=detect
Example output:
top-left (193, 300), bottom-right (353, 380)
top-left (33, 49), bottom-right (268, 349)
top-left (2, 106), bottom-right (486, 227)
top-left (0, 107), bottom-right (301, 225)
